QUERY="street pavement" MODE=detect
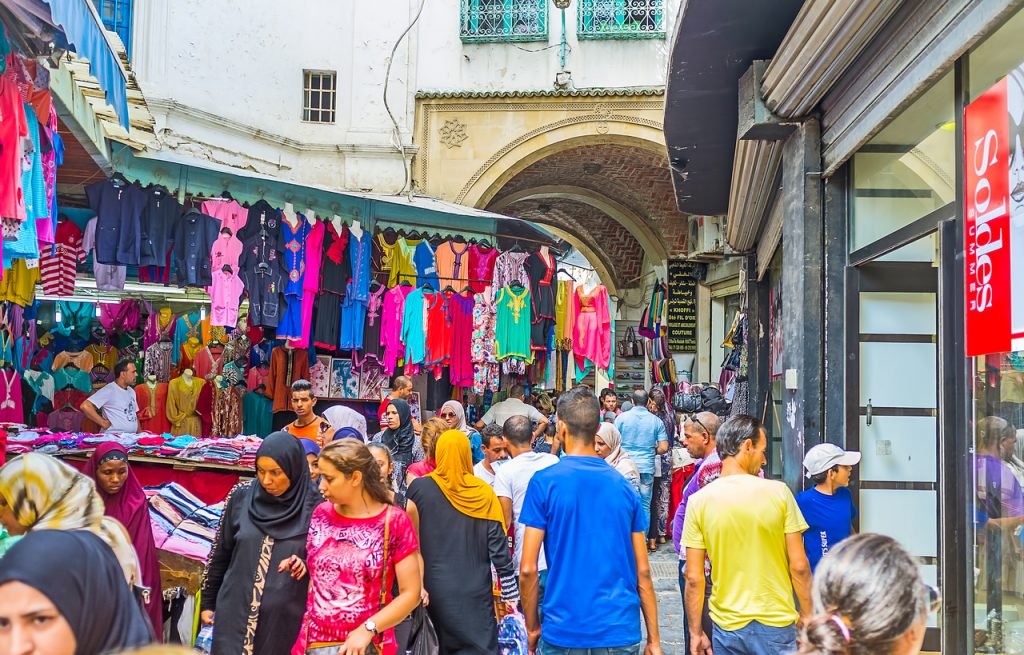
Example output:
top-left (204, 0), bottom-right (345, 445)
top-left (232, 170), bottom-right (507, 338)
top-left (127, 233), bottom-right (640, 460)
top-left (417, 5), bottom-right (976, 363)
top-left (649, 542), bottom-right (686, 654)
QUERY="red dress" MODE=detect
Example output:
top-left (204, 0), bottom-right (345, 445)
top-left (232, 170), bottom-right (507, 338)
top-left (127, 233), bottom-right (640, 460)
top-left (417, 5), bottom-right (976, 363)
top-left (424, 291), bottom-right (452, 371)
top-left (135, 382), bottom-right (171, 434)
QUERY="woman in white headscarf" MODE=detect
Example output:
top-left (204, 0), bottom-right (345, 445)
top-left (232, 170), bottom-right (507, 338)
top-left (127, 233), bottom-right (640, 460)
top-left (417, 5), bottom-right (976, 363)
top-left (595, 422), bottom-right (641, 494)
top-left (438, 400), bottom-right (484, 464)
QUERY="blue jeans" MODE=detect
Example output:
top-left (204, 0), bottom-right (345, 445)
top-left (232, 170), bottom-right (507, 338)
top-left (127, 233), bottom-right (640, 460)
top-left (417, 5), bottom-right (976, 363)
top-left (712, 621), bottom-right (797, 655)
top-left (638, 473), bottom-right (655, 528)
top-left (679, 560), bottom-right (713, 654)
top-left (540, 640), bottom-right (641, 655)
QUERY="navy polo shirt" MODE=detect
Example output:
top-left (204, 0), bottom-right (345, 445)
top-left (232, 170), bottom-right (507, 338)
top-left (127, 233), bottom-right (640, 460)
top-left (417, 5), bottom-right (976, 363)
top-left (85, 179), bottom-right (148, 266)
top-left (172, 210), bottom-right (219, 287)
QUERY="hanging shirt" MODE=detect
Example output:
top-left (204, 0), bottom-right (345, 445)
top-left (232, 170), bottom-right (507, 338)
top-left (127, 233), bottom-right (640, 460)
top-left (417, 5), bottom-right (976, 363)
top-left (81, 217), bottom-right (126, 291)
top-left (0, 369), bottom-right (23, 423)
top-left (423, 291), bottom-right (451, 368)
top-left (139, 186), bottom-right (179, 267)
top-left (242, 390), bottom-right (273, 438)
top-left (209, 269), bottom-right (245, 328)
top-left (319, 222), bottom-right (350, 296)
top-left (348, 230), bottom-right (373, 301)
top-left (135, 382), bottom-right (170, 435)
top-left (413, 241), bottom-right (439, 288)
top-left (495, 286), bottom-right (534, 363)
top-left (392, 238), bottom-right (421, 286)
top-left (281, 214), bottom-right (310, 297)
top-left (85, 177), bottom-right (147, 266)
top-left (434, 241), bottom-right (471, 289)
top-left (468, 244), bottom-right (499, 293)
top-left (0, 73), bottom-right (28, 222)
top-left (373, 231), bottom-right (398, 287)
top-left (172, 210), bottom-right (219, 287)
top-left (201, 198), bottom-right (248, 236)
top-left (235, 199), bottom-right (281, 249)
top-left (172, 312), bottom-right (202, 366)
top-left (381, 285), bottom-right (413, 376)
top-left (448, 293), bottom-right (476, 387)
top-left (210, 231), bottom-right (243, 272)
top-left (572, 285), bottom-right (612, 372)
top-left (0, 259), bottom-right (40, 306)
top-left (493, 251), bottom-right (530, 290)
top-left (400, 288), bottom-right (429, 366)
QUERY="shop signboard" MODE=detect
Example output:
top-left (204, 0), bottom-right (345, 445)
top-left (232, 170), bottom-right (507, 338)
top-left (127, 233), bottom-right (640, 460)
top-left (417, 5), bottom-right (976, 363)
top-left (666, 259), bottom-right (699, 353)
top-left (964, 64), bottom-right (1024, 356)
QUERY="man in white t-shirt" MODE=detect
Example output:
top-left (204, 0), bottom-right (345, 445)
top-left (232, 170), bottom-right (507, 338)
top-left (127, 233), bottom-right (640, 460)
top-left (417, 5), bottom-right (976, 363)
top-left (473, 424), bottom-right (508, 485)
top-left (494, 415), bottom-right (558, 583)
top-left (475, 384), bottom-right (548, 440)
top-left (81, 359), bottom-right (139, 433)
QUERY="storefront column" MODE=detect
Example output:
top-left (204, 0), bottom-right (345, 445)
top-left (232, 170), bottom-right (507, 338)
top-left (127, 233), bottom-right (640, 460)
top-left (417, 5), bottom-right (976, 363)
top-left (822, 168), bottom-right (848, 446)
top-left (780, 118), bottom-right (823, 490)
top-left (745, 255), bottom-right (770, 421)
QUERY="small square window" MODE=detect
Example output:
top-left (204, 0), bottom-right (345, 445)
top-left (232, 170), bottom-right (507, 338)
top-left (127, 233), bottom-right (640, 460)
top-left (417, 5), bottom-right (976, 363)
top-left (303, 70), bottom-right (337, 124)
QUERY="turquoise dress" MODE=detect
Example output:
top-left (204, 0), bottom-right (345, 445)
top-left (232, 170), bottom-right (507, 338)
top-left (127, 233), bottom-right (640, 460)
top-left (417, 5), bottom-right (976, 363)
top-left (495, 286), bottom-right (533, 362)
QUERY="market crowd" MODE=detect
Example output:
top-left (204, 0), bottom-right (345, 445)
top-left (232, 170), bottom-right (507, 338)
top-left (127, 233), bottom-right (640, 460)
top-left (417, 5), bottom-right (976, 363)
top-left (0, 379), bottom-right (941, 655)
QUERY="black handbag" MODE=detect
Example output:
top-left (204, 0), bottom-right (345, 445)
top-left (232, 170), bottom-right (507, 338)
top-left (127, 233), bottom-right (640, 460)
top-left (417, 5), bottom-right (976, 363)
top-left (407, 604), bottom-right (438, 655)
top-left (672, 392), bottom-right (702, 414)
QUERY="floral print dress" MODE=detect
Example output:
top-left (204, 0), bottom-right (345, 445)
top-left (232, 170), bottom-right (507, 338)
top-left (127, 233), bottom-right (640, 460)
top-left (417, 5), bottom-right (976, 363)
top-left (472, 290), bottom-right (500, 394)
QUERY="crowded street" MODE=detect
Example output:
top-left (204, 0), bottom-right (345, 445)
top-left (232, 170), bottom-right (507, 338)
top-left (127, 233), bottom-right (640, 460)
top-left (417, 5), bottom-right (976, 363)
top-left (0, 1), bottom-right (1022, 654)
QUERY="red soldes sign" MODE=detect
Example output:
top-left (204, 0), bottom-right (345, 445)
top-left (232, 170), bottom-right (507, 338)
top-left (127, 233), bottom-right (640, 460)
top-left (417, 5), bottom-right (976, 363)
top-left (964, 72), bottom-right (1024, 356)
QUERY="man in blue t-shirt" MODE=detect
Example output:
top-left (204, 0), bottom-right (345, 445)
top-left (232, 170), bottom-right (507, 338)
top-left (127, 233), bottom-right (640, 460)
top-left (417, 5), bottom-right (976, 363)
top-left (520, 386), bottom-right (663, 655)
top-left (795, 443), bottom-right (862, 571)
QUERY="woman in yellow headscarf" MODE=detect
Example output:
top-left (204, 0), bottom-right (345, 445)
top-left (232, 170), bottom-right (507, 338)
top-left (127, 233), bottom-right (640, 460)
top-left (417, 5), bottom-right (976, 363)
top-left (406, 430), bottom-right (518, 654)
top-left (0, 453), bottom-right (140, 584)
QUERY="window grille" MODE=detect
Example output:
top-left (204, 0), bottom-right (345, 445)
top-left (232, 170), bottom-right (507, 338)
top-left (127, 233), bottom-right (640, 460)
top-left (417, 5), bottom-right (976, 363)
top-left (577, 0), bottom-right (664, 39)
top-left (302, 71), bottom-right (337, 124)
top-left (460, 0), bottom-right (547, 43)
top-left (92, 0), bottom-right (133, 57)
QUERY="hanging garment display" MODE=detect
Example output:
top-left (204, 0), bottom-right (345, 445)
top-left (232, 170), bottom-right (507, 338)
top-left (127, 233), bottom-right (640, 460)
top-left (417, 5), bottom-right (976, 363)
top-left (192, 344), bottom-right (225, 381)
top-left (210, 230), bottom-right (242, 272)
top-left (277, 213), bottom-right (311, 340)
top-left (209, 269), bottom-right (245, 328)
top-left (339, 229), bottom-right (373, 351)
top-left (492, 250), bottom-right (530, 290)
top-left (143, 308), bottom-right (176, 349)
top-left (201, 198), bottom-right (248, 236)
top-left (166, 375), bottom-right (204, 436)
top-left (39, 217), bottom-right (82, 296)
top-left (435, 240), bottom-right (471, 289)
top-left (172, 312), bottom-right (202, 366)
top-left (554, 279), bottom-right (575, 350)
top-left (380, 285), bottom-right (413, 376)
top-left (413, 241), bottom-right (439, 288)
top-left (0, 70), bottom-right (27, 224)
top-left (83, 217), bottom-right (126, 291)
top-left (400, 287), bottom-right (429, 367)
top-left (238, 229), bottom-right (285, 329)
top-left (293, 218), bottom-right (325, 349)
top-left (391, 237), bottom-right (421, 286)
top-left (0, 259), bottom-right (39, 306)
top-left (4, 104), bottom-right (43, 264)
top-left (495, 285), bottom-right (534, 363)
top-left (448, 292), bottom-right (476, 387)
top-left (236, 199), bottom-right (281, 248)
top-left (210, 384), bottom-right (244, 438)
top-left (172, 209), bottom-right (219, 288)
top-left (139, 186), bottom-right (179, 267)
top-left (144, 342), bottom-right (174, 383)
top-left (267, 345), bottom-right (310, 413)
top-left (424, 291), bottom-right (451, 371)
top-left (0, 369), bottom-right (23, 423)
top-left (572, 284), bottom-right (612, 373)
top-left (135, 381), bottom-right (170, 434)
top-left (84, 176), bottom-right (147, 266)
top-left (313, 221), bottom-right (349, 349)
top-left (468, 243), bottom-right (499, 293)
top-left (525, 249), bottom-right (556, 352)
top-left (471, 290), bottom-right (499, 394)
top-left (373, 230), bottom-right (398, 287)
top-left (243, 389), bottom-right (272, 438)
top-left (357, 284), bottom-right (387, 366)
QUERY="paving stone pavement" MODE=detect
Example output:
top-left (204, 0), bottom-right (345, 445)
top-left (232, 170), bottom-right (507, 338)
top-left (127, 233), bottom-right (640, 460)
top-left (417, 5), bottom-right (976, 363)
top-left (648, 541), bottom-right (686, 655)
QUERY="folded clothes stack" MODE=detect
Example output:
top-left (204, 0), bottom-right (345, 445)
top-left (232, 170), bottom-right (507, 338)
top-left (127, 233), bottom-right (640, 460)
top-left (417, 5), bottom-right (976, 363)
top-left (146, 482), bottom-right (225, 562)
top-left (177, 437), bottom-right (262, 466)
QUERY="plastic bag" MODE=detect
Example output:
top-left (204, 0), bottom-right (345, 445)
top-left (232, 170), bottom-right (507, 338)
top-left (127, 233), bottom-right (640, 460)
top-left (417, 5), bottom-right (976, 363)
top-left (497, 612), bottom-right (528, 655)
top-left (407, 604), bottom-right (438, 655)
top-left (194, 624), bottom-right (213, 653)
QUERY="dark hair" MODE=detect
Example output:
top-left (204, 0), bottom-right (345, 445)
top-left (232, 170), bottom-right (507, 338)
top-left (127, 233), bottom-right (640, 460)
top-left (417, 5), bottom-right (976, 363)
top-left (631, 388), bottom-right (649, 408)
top-left (599, 388), bottom-right (617, 401)
top-left (502, 415), bottom-right (533, 446)
top-left (290, 379), bottom-right (314, 397)
top-left (798, 533), bottom-right (927, 655)
top-left (319, 440), bottom-right (392, 505)
top-left (366, 442), bottom-right (393, 467)
top-left (809, 465), bottom-right (839, 486)
top-left (648, 387), bottom-right (667, 409)
top-left (556, 386), bottom-right (600, 445)
top-left (113, 359), bottom-right (135, 378)
top-left (394, 376), bottom-right (413, 391)
top-left (481, 423), bottom-right (504, 447)
top-left (509, 384), bottom-right (526, 399)
top-left (716, 415), bottom-right (765, 459)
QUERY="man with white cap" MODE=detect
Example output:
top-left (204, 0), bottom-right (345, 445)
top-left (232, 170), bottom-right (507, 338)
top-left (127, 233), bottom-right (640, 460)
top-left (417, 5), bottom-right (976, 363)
top-left (796, 443), bottom-right (861, 572)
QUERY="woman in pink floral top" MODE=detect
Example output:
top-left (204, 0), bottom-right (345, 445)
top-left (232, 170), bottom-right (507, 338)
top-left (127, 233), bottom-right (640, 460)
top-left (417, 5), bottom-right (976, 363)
top-left (292, 440), bottom-right (422, 655)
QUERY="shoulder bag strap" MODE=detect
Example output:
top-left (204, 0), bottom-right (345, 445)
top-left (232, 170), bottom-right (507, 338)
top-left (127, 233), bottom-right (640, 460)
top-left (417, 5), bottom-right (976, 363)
top-left (374, 506), bottom-right (393, 649)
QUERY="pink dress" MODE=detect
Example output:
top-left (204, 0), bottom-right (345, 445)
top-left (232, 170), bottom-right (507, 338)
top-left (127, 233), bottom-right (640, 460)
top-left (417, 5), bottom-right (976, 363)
top-left (572, 285), bottom-right (612, 373)
top-left (201, 199), bottom-right (248, 236)
top-left (292, 503), bottom-right (419, 655)
top-left (380, 285), bottom-right (414, 376)
top-left (468, 244), bottom-right (498, 293)
top-left (292, 220), bottom-right (325, 349)
top-left (448, 293), bottom-right (476, 387)
top-left (209, 269), bottom-right (245, 327)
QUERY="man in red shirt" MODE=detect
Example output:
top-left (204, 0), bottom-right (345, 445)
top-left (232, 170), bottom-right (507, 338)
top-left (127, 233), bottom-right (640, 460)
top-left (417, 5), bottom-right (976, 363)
top-left (377, 375), bottom-right (415, 429)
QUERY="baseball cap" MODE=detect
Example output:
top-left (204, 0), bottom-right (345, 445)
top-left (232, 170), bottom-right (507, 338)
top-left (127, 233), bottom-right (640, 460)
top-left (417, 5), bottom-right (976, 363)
top-left (803, 443), bottom-right (861, 477)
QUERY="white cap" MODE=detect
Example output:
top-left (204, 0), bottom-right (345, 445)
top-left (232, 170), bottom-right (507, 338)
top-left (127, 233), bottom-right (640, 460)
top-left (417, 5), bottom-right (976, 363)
top-left (803, 443), bottom-right (861, 477)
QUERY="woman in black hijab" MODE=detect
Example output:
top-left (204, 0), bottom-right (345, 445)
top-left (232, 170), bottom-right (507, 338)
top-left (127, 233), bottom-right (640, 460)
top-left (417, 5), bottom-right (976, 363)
top-left (379, 398), bottom-right (416, 492)
top-left (0, 530), bottom-right (153, 655)
top-left (199, 432), bottom-right (321, 654)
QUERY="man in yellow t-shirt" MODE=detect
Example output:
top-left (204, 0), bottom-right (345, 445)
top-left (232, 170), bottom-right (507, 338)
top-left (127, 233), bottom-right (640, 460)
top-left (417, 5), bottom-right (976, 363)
top-left (682, 415), bottom-right (811, 655)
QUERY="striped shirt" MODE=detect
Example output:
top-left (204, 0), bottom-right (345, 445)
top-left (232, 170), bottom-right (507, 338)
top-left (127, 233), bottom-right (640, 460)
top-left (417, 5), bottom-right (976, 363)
top-left (39, 219), bottom-right (82, 296)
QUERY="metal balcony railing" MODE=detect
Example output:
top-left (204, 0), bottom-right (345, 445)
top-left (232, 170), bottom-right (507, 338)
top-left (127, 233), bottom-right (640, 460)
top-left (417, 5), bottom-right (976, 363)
top-left (577, 0), bottom-right (664, 39)
top-left (460, 0), bottom-right (548, 43)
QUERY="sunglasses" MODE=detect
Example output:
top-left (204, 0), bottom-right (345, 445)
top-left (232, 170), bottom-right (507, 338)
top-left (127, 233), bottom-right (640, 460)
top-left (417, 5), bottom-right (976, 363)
top-left (688, 415), bottom-right (710, 436)
top-left (439, 412), bottom-right (458, 419)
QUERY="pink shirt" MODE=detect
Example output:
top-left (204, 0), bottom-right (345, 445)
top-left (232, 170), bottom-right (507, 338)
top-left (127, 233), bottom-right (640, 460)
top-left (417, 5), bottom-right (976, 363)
top-left (210, 232), bottom-right (242, 272)
top-left (380, 285), bottom-right (414, 376)
top-left (209, 269), bottom-right (245, 327)
top-left (293, 503), bottom-right (419, 655)
top-left (201, 199), bottom-right (248, 236)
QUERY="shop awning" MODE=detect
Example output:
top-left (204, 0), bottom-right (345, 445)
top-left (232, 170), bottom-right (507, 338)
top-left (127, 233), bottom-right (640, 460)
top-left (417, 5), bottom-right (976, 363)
top-left (113, 148), bottom-right (561, 246)
top-left (663, 0), bottom-right (802, 215)
top-left (1, 0), bottom-right (130, 129)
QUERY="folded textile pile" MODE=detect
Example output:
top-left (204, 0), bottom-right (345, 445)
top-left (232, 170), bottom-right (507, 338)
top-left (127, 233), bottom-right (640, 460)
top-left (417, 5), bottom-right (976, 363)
top-left (177, 437), bottom-right (261, 466)
top-left (146, 482), bottom-right (224, 562)
top-left (159, 435), bottom-right (197, 456)
top-left (81, 432), bottom-right (141, 451)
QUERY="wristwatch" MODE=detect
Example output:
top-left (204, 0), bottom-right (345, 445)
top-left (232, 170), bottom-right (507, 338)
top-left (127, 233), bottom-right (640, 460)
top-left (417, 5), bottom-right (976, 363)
top-left (364, 619), bottom-right (378, 636)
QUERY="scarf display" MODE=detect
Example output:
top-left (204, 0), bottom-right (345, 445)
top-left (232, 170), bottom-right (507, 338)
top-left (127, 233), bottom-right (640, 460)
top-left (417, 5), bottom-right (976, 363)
top-left (428, 430), bottom-right (506, 529)
top-left (247, 432), bottom-right (320, 540)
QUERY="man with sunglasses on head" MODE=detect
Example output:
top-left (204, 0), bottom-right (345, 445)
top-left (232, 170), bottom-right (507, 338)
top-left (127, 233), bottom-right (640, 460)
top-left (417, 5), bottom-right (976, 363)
top-left (672, 412), bottom-right (721, 655)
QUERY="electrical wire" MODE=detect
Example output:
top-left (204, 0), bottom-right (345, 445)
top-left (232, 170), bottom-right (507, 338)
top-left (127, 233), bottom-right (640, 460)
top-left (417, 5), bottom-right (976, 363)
top-left (383, 0), bottom-right (428, 199)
